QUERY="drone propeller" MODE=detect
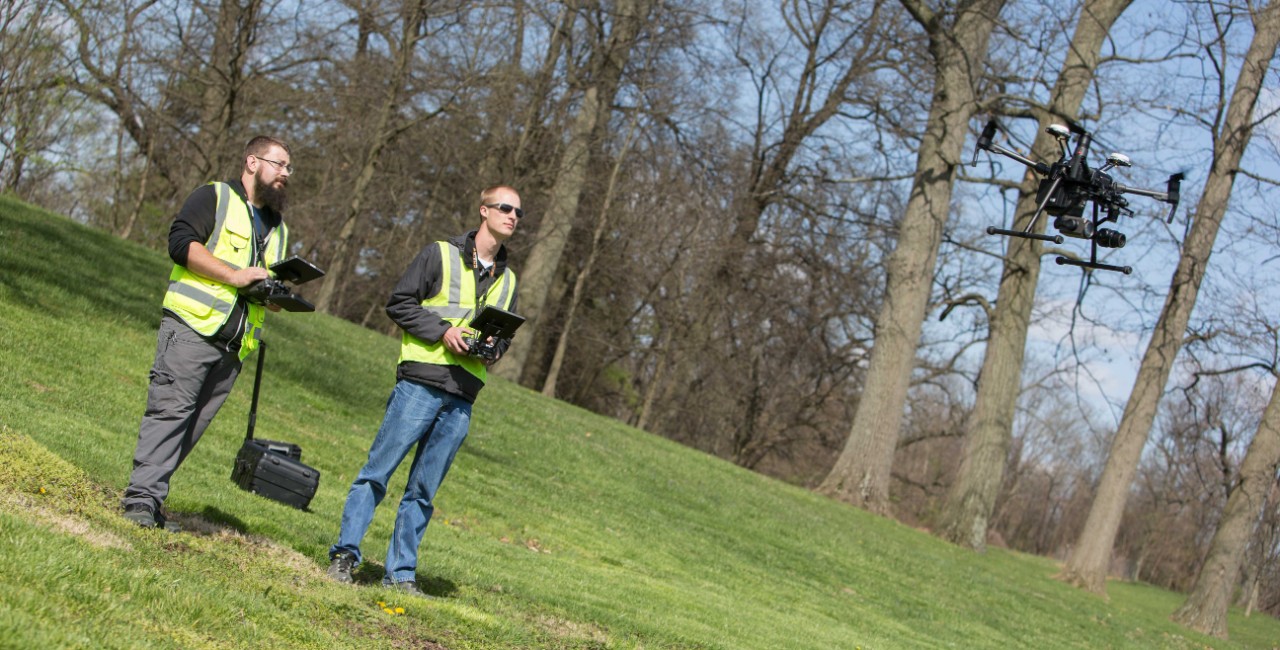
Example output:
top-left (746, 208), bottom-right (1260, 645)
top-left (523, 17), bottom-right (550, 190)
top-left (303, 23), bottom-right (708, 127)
top-left (971, 117), bottom-right (1050, 172)
top-left (1164, 172), bottom-right (1184, 223)
top-left (972, 119), bottom-right (999, 165)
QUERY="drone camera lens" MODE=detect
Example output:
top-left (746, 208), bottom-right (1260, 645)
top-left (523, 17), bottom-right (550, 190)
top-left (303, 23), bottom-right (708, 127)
top-left (1094, 228), bottom-right (1126, 249)
top-left (1053, 216), bottom-right (1094, 240)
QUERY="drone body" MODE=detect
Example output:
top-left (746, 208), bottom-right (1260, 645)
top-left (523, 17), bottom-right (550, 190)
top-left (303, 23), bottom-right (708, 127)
top-left (972, 119), bottom-right (1182, 274)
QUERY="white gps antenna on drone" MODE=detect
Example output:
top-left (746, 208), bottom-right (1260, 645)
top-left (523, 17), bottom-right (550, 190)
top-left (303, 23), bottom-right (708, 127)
top-left (1103, 153), bottom-right (1132, 170)
top-left (1046, 124), bottom-right (1071, 157)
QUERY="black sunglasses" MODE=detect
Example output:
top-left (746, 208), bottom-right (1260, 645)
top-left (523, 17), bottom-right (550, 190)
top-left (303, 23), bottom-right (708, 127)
top-left (484, 203), bottom-right (524, 219)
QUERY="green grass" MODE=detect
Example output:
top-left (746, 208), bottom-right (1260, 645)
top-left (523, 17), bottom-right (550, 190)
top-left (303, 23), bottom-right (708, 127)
top-left (1, 193), bottom-right (1277, 649)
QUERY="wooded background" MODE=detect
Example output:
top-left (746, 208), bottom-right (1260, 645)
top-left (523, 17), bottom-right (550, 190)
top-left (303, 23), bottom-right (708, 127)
top-left (3, 0), bottom-right (1279, 637)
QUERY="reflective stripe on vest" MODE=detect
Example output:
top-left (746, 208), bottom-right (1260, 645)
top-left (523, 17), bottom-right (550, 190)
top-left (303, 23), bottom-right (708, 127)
top-left (398, 240), bottom-right (517, 381)
top-left (161, 182), bottom-right (287, 360)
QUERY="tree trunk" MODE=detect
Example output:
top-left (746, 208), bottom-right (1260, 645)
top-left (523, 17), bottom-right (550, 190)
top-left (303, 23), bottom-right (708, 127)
top-left (1171, 375), bottom-right (1280, 639)
top-left (313, 0), bottom-right (430, 314)
top-left (58, 0), bottom-right (182, 190)
top-left (1060, 0), bottom-right (1280, 595)
top-left (636, 326), bottom-right (673, 431)
top-left (938, 0), bottom-right (1134, 551)
top-left (819, 0), bottom-right (1009, 515)
top-left (497, 0), bottom-right (654, 383)
top-left (193, 0), bottom-right (262, 180)
top-left (496, 83), bottom-right (599, 381)
top-left (541, 118), bottom-right (638, 396)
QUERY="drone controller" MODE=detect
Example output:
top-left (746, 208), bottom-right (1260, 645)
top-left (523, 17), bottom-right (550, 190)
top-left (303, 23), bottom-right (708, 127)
top-left (240, 256), bottom-right (326, 312)
top-left (464, 306), bottom-right (525, 362)
top-left (972, 118), bottom-right (1182, 275)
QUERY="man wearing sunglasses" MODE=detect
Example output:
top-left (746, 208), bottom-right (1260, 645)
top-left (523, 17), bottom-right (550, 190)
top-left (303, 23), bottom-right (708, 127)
top-left (122, 136), bottom-right (294, 529)
top-left (328, 185), bottom-right (521, 596)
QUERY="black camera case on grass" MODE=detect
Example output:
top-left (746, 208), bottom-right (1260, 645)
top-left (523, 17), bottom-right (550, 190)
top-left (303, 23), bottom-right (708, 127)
top-left (229, 341), bottom-right (320, 510)
top-left (231, 439), bottom-right (318, 510)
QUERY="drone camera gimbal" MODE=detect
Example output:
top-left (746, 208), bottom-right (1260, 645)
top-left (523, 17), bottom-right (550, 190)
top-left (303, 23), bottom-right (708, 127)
top-left (972, 118), bottom-right (1183, 275)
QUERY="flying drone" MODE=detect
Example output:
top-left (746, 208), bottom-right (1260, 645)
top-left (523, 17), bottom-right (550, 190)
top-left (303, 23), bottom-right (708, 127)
top-left (971, 118), bottom-right (1183, 274)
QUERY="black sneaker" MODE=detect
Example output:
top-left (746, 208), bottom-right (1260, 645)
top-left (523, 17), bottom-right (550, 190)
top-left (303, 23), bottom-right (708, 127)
top-left (382, 578), bottom-right (430, 597)
top-left (328, 552), bottom-right (356, 584)
top-left (122, 503), bottom-right (158, 528)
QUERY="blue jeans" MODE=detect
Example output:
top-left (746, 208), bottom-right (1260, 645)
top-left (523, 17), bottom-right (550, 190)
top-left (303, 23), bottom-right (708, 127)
top-left (330, 380), bottom-right (472, 583)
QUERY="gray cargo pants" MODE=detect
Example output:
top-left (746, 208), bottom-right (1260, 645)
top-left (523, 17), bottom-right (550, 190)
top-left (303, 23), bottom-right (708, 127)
top-left (123, 315), bottom-right (242, 512)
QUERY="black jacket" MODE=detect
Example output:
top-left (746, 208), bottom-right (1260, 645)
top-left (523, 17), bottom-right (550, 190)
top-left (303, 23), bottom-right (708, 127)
top-left (386, 231), bottom-right (518, 403)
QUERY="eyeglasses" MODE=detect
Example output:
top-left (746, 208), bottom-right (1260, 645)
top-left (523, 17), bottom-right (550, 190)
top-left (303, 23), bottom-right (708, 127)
top-left (484, 203), bottom-right (524, 219)
top-left (252, 155), bottom-right (294, 174)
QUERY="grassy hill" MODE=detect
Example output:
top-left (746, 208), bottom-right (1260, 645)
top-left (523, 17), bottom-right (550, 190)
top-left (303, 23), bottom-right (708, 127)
top-left (1, 194), bottom-right (1277, 649)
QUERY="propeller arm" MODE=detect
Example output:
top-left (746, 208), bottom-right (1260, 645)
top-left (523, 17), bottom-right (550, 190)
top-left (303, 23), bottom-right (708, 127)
top-left (1115, 173), bottom-right (1183, 223)
top-left (972, 119), bottom-right (1051, 174)
top-left (982, 141), bottom-right (1051, 174)
top-left (1114, 184), bottom-right (1167, 200)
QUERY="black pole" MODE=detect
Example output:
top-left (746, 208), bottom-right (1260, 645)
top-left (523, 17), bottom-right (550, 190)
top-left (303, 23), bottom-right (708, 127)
top-left (245, 341), bottom-right (266, 442)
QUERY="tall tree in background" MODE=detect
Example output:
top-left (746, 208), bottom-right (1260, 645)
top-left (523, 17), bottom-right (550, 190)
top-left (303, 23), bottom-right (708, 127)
top-left (0, 0), bottom-right (74, 196)
top-left (56, 0), bottom-right (171, 186)
top-left (938, 0), bottom-right (1134, 551)
top-left (627, 0), bottom-right (903, 468)
top-left (1061, 0), bottom-right (1280, 595)
top-left (1171, 372), bottom-right (1280, 638)
top-left (540, 117), bottom-right (640, 397)
top-left (498, 0), bottom-right (659, 382)
top-left (820, 0), bottom-right (1010, 514)
top-left (189, 0), bottom-right (265, 180)
top-left (313, 0), bottom-right (442, 313)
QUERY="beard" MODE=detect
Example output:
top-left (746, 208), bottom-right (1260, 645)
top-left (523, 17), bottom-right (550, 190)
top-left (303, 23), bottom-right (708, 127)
top-left (254, 172), bottom-right (289, 213)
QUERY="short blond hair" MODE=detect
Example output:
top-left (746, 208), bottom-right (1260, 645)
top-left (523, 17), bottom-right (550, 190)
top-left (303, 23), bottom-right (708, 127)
top-left (479, 185), bottom-right (519, 206)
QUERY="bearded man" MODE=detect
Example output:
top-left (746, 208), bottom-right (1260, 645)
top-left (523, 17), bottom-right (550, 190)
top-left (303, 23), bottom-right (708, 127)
top-left (121, 135), bottom-right (295, 529)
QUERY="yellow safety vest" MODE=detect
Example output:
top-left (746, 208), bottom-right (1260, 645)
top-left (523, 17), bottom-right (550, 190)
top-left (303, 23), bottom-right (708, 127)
top-left (161, 182), bottom-right (288, 360)
top-left (399, 240), bottom-right (517, 382)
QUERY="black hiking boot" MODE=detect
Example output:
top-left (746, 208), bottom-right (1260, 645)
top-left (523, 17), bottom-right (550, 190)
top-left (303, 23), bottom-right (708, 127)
top-left (328, 552), bottom-right (356, 584)
top-left (122, 503), bottom-right (160, 528)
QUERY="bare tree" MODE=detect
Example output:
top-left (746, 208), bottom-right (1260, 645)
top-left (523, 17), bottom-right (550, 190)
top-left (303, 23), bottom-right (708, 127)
top-left (312, 0), bottom-right (447, 314)
top-left (189, 0), bottom-right (267, 179)
top-left (1060, 0), bottom-right (1280, 595)
top-left (540, 116), bottom-right (640, 396)
top-left (497, 0), bottom-right (659, 381)
top-left (987, 371), bottom-right (1106, 555)
top-left (820, 0), bottom-right (1011, 514)
top-left (1117, 373), bottom-right (1260, 590)
top-left (610, 0), bottom-right (910, 477)
top-left (1171, 371), bottom-right (1280, 638)
top-left (0, 0), bottom-right (77, 197)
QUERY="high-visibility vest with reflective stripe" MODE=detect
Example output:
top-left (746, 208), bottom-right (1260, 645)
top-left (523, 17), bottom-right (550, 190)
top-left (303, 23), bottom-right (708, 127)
top-left (399, 240), bottom-right (517, 382)
top-left (161, 182), bottom-right (288, 360)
